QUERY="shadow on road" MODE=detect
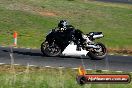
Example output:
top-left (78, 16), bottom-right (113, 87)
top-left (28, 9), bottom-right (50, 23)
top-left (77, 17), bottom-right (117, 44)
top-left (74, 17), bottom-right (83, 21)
top-left (2, 50), bottom-right (44, 57)
top-left (2, 49), bottom-right (92, 59)
top-left (14, 51), bottom-right (44, 57)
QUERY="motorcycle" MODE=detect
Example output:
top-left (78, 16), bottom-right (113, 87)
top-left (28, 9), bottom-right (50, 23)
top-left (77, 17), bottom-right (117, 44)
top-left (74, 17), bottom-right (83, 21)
top-left (41, 28), bottom-right (107, 60)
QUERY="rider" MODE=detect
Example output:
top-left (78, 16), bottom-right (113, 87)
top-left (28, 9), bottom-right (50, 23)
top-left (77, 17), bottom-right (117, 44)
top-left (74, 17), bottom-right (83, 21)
top-left (57, 20), bottom-right (87, 50)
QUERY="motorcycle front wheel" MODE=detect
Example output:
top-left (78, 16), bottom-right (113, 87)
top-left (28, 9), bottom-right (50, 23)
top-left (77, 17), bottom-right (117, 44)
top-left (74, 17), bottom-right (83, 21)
top-left (87, 42), bottom-right (107, 60)
top-left (41, 41), bottom-right (61, 56)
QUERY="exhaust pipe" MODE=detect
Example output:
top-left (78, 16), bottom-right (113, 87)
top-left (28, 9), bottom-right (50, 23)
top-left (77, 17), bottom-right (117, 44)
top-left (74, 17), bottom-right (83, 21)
top-left (93, 34), bottom-right (103, 39)
top-left (87, 45), bottom-right (99, 49)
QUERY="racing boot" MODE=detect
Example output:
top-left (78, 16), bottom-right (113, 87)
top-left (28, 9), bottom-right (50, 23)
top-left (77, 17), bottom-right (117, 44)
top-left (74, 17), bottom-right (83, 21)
top-left (76, 46), bottom-right (81, 51)
top-left (76, 40), bottom-right (81, 51)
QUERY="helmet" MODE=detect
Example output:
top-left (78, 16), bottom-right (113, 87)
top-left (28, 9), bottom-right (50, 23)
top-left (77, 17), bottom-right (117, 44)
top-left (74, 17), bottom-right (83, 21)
top-left (58, 20), bottom-right (68, 28)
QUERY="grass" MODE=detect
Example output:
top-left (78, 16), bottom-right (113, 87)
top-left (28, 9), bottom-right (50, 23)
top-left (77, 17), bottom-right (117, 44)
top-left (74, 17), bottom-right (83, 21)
top-left (0, 64), bottom-right (131, 88)
top-left (0, 0), bottom-right (132, 52)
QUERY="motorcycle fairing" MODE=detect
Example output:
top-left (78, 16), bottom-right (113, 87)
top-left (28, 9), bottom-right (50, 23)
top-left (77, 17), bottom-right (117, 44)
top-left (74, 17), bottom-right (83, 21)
top-left (62, 42), bottom-right (89, 57)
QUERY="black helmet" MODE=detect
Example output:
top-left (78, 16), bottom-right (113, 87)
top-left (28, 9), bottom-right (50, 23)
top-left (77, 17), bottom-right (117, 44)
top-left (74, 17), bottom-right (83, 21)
top-left (58, 20), bottom-right (68, 28)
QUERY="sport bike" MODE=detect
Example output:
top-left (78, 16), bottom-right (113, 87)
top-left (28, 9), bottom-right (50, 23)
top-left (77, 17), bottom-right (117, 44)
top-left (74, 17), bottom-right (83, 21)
top-left (41, 28), bottom-right (107, 60)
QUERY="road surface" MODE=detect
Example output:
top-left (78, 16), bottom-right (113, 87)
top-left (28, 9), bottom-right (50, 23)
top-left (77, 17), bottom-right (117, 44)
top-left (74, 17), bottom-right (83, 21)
top-left (0, 46), bottom-right (132, 72)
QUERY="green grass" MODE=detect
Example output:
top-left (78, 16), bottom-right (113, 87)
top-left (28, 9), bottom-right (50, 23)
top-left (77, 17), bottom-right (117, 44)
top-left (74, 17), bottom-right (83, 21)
top-left (0, 0), bottom-right (132, 49)
top-left (0, 65), bottom-right (131, 88)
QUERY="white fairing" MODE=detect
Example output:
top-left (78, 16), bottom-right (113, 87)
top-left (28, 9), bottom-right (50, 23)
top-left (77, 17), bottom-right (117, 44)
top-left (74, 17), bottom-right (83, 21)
top-left (62, 42), bottom-right (89, 57)
top-left (93, 34), bottom-right (103, 39)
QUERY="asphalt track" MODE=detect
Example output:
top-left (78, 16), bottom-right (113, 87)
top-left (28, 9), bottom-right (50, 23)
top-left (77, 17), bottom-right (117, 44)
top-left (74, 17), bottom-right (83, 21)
top-left (0, 46), bottom-right (132, 72)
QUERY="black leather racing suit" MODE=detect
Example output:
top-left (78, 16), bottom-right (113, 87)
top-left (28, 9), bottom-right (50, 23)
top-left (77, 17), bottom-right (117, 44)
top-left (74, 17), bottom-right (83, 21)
top-left (60, 25), bottom-right (86, 48)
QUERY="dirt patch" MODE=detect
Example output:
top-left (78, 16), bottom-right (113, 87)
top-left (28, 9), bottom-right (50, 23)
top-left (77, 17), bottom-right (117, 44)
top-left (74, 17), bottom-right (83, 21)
top-left (3, 2), bottom-right (58, 17)
top-left (0, 64), bottom-right (59, 73)
top-left (108, 48), bottom-right (132, 55)
top-left (38, 11), bottom-right (57, 17)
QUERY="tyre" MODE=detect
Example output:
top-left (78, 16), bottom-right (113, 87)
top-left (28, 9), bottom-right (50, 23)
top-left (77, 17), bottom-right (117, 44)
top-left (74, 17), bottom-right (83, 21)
top-left (41, 41), bottom-right (61, 56)
top-left (87, 42), bottom-right (107, 60)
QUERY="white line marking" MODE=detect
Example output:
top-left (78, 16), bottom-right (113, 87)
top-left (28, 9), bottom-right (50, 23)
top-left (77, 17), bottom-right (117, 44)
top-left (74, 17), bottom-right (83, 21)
top-left (0, 63), bottom-right (131, 73)
top-left (102, 70), bottom-right (109, 72)
top-left (116, 71), bottom-right (123, 73)
top-left (45, 66), bottom-right (51, 67)
top-left (26, 48), bottom-right (30, 49)
top-left (50, 66), bottom-right (55, 68)
top-left (86, 69), bottom-right (92, 70)
top-left (72, 68), bottom-right (78, 70)
top-left (58, 67), bottom-right (65, 69)
top-left (0, 63), bottom-right (5, 65)
top-left (123, 55), bottom-right (128, 56)
top-left (14, 47), bottom-right (18, 48)
top-left (14, 64), bottom-right (20, 65)
top-left (29, 65), bottom-right (36, 67)
top-left (109, 54), bottom-right (114, 55)
top-left (1, 46), bottom-right (5, 47)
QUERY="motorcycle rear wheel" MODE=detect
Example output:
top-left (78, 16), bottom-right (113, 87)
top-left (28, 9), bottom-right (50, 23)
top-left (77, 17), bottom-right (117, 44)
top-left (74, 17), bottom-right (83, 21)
top-left (41, 41), bottom-right (61, 56)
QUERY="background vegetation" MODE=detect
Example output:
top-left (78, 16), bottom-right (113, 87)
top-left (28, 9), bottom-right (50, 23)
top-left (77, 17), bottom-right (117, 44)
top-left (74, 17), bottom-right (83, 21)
top-left (0, 0), bottom-right (132, 51)
top-left (0, 65), bottom-right (131, 88)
